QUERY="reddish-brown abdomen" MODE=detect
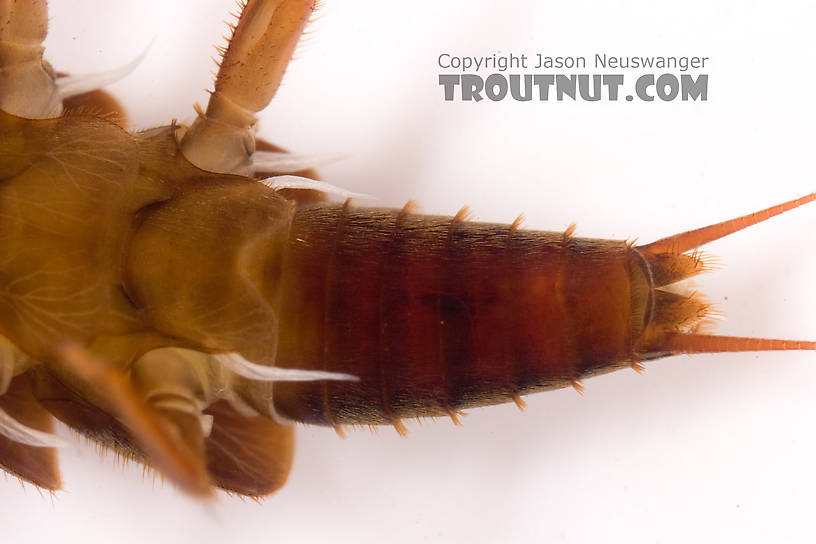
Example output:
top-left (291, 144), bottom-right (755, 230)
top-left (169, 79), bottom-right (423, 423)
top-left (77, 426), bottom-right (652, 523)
top-left (273, 205), bottom-right (641, 427)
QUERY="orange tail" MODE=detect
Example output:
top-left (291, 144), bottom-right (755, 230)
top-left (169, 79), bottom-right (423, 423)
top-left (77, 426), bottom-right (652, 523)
top-left (636, 193), bottom-right (816, 356)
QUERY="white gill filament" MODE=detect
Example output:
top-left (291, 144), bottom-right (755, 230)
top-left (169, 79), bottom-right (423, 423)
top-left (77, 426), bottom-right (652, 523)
top-left (0, 406), bottom-right (69, 448)
top-left (250, 151), bottom-right (347, 175)
top-left (213, 352), bottom-right (359, 383)
top-left (146, 393), bottom-right (214, 438)
top-left (217, 385), bottom-right (264, 419)
top-left (55, 40), bottom-right (151, 102)
top-left (259, 175), bottom-right (375, 201)
top-left (199, 414), bottom-right (214, 437)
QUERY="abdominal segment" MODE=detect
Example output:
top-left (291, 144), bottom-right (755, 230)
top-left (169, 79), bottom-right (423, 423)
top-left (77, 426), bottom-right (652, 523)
top-left (271, 204), bottom-right (637, 429)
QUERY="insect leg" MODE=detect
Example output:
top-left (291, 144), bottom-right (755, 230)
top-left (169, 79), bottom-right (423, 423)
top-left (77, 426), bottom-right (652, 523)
top-left (204, 399), bottom-right (295, 497)
top-left (1, 0), bottom-right (144, 123)
top-left (178, 0), bottom-right (319, 176)
top-left (0, 0), bottom-right (61, 118)
top-left (49, 344), bottom-right (213, 496)
top-left (0, 334), bottom-right (67, 460)
top-left (0, 373), bottom-right (61, 490)
top-left (132, 348), bottom-right (307, 497)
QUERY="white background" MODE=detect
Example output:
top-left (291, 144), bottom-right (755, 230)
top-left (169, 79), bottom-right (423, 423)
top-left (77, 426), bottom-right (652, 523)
top-left (3, 1), bottom-right (816, 543)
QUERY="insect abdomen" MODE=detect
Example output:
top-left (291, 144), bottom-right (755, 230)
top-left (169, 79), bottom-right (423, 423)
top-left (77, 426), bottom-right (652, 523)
top-left (272, 204), bottom-right (642, 428)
